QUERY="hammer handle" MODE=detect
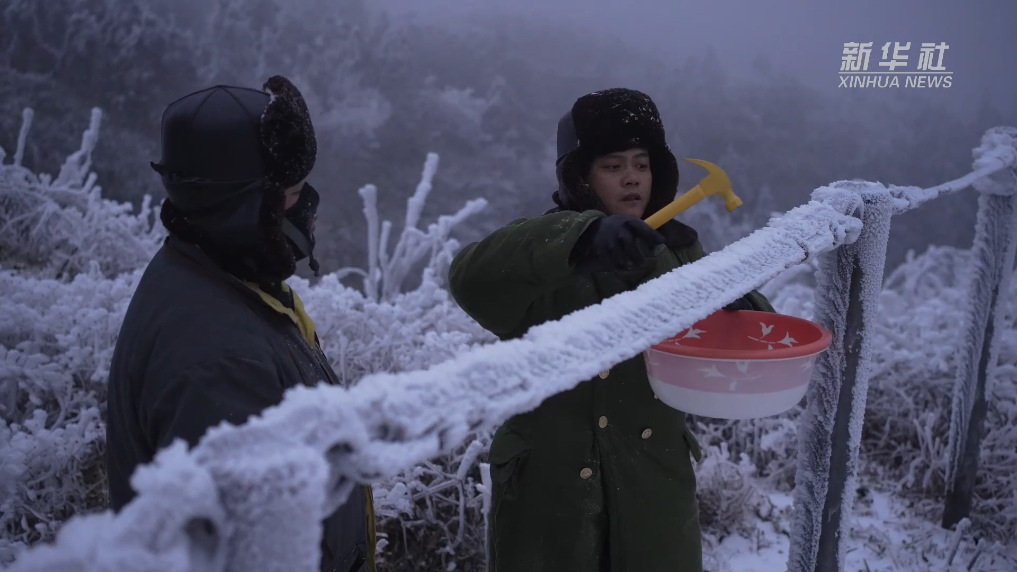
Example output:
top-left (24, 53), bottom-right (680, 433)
top-left (644, 185), bottom-right (706, 229)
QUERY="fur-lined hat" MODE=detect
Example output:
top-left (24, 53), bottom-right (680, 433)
top-left (549, 87), bottom-right (696, 247)
top-left (553, 88), bottom-right (681, 215)
top-left (152, 75), bottom-right (319, 283)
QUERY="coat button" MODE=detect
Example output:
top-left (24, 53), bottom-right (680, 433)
top-left (598, 416), bottom-right (608, 428)
top-left (641, 428), bottom-right (653, 439)
top-left (599, 370), bottom-right (610, 379)
top-left (580, 468), bottom-right (593, 479)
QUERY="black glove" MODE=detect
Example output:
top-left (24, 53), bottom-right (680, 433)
top-left (723, 295), bottom-right (755, 312)
top-left (570, 215), bottom-right (666, 275)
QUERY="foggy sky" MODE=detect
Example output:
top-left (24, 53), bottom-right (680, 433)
top-left (381, 0), bottom-right (1016, 121)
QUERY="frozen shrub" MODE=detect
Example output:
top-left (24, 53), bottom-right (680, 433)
top-left (291, 154), bottom-right (495, 570)
top-left (0, 109), bottom-right (164, 280)
top-left (694, 443), bottom-right (774, 538)
top-left (0, 267), bottom-right (143, 561)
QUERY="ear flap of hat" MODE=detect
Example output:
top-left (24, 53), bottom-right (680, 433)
top-left (556, 147), bottom-right (606, 213)
top-left (554, 109), bottom-right (615, 213)
top-left (261, 76), bottom-right (317, 190)
top-left (644, 147), bottom-right (681, 216)
top-left (556, 111), bottom-right (578, 165)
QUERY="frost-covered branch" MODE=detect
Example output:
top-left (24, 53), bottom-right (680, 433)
top-left (339, 153), bottom-right (487, 302)
top-left (0, 108), bottom-right (165, 279)
top-left (886, 126), bottom-right (1017, 212)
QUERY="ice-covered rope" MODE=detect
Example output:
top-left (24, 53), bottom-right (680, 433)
top-left (887, 126), bottom-right (1017, 211)
top-left (258, 201), bottom-right (860, 487)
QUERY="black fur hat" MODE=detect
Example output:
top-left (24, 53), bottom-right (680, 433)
top-left (553, 88), bottom-right (680, 214)
top-left (549, 88), bottom-right (696, 248)
top-left (153, 75), bottom-right (318, 284)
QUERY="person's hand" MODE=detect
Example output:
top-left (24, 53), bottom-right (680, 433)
top-left (572, 215), bottom-right (666, 275)
top-left (723, 296), bottom-right (755, 312)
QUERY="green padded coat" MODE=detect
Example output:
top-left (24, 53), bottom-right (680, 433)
top-left (449, 210), bottom-right (774, 572)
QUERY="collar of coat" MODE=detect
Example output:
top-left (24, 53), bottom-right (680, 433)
top-left (165, 236), bottom-right (320, 347)
top-left (243, 281), bottom-right (318, 347)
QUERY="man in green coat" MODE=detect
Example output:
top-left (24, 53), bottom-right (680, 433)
top-left (448, 88), bottom-right (774, 572)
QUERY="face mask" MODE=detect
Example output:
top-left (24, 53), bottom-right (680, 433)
top-left (282, 182), bottom-right (321, 275)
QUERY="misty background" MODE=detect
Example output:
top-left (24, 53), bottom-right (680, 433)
top-left (2, 0), bottom-right (1014, 280)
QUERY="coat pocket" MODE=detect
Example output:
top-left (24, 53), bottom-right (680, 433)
top-left (682, 429), bottom-right (703, 463)
top-left (488, 430), bottom-right (531, 501)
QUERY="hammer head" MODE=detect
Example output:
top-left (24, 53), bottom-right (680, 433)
top-left (683, 158), bottom-right (742, 212)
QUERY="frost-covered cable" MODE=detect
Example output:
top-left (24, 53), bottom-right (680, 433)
top-left (887, 127), bottom-right (1017, 212)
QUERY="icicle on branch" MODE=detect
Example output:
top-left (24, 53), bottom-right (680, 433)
top-left (13, 108), bottom-right (33, 167)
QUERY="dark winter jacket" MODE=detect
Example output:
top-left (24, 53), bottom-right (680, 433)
top-left (106, 236), bottom-right (375, 572)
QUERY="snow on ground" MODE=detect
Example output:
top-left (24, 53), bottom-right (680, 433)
top-left (711, 480), bottom-right (1017, 572)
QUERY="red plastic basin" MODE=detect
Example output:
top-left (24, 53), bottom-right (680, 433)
top-left (643, 310), bottom-right (832, 420)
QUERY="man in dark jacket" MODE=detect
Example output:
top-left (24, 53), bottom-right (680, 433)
top-left (105, 75), bottom-right (376, 572)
